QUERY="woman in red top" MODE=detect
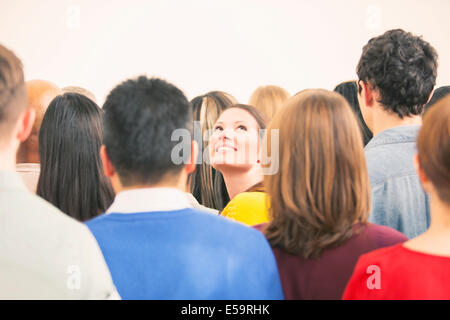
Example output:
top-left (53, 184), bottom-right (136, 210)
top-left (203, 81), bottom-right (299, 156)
top-left (255, 89), bottom-right (406, 300)
top-left (343, 96), bottom-right (450, 300)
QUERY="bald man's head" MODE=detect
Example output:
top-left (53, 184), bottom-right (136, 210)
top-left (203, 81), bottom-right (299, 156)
top-left (17, 80), bottom-right (61, 163)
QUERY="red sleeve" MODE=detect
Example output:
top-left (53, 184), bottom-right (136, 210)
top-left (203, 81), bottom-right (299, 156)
top-left (342, 254), bottom-right (387, 300)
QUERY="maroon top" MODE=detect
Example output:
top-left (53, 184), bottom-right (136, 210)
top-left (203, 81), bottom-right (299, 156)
top-left (253, 223), bottom-right (407, 300)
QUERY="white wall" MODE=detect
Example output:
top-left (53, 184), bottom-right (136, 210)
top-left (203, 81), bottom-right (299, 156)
top-left (1, 0), bottom-right (449, 104)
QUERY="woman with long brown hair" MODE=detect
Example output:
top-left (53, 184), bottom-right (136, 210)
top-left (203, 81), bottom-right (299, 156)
top-left (256, 89), bottom-right (406, 299)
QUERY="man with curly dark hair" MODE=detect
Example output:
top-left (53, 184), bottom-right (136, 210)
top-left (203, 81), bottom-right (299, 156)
top-left (356, 29), bottom-right (438, 239)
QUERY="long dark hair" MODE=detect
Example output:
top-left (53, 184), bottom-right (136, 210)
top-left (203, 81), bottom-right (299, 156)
top-left (334, 81), bottom-right (373, 146)
top-left (37, 93), bottom-right (114, 221)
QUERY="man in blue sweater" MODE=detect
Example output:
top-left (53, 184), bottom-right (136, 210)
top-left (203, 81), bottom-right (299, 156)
top-left (86, 76), bottom-right (284, 300)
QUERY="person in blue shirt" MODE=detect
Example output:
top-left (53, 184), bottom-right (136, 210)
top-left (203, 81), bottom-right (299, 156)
top-left (355, 29), bottom-right (438, 238)
top-left (85, 76), bottom-right (284, 300)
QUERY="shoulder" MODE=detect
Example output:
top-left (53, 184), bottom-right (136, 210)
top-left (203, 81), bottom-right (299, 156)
top-left (365, 223), bottom-right (408, 247)
top-left (3, 185), bottom-right (104, 246)
top-left (343, 244), bottom-right (405, 299)
top-left (14, 192), bottom-right (94, 240)
top-left (89, 208), bottom-right (267, 244)
top-left (348, 243), bottom-right (407, 285)
top-left (182, 209), bottom-right (274, 257)
top-left (222, 192), bottom-right (267, 221)
top-left (357, 243), bottom-right (404, 266)
top-left (2, 193), bottom-right (114, 298)
top-left (230, 192), bottom-right (266, 205)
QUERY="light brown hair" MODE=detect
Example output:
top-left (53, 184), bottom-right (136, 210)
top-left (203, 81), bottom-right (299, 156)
top-left (249, 85), bottom-right (290, 120)
top-left (0, 44), bottom-right (27, 141)
top-left (417, 95), bottom-right (450, 205)
top-left (263, 89), bottom-right (370, 259)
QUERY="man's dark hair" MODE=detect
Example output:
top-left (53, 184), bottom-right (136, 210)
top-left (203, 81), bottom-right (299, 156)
top-left (102, 76), bottom-right (192, 186)
top-left (357, 29), bottom-right (438, 118)
top-left (37, 93), bottom-right (115, 221)
top-left (0, 44), bottom-right (27, 133)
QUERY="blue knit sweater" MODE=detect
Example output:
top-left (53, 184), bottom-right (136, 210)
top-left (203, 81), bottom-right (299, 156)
top-left (86, 208), bottom-right (284, 300)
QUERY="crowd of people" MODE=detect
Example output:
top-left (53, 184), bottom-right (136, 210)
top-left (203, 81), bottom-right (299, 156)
top-left (0, 28), bottom-right (449, 300)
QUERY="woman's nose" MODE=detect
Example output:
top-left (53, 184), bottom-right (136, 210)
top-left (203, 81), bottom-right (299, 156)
top-left (218, 128), bottom-right (233, 141)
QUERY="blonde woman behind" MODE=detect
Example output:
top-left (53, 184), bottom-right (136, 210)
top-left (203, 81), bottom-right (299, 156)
top-left (249, 85), bottom-right (290, 120)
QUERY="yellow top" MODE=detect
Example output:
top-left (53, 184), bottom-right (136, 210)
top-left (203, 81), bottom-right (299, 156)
top-left (221, 192), bottom-right (270, 226)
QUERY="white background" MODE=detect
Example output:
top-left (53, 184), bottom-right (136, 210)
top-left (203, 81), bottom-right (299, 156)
top-left (1, 0), bottom-right (449, 104)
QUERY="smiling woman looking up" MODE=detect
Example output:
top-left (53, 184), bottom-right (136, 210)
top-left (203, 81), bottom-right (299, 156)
top-left (209, 104), bottom-right (268, 225)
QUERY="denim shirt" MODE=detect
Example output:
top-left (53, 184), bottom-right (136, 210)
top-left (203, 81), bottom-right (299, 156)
top-left (365, 125), bottom-right (430, 239)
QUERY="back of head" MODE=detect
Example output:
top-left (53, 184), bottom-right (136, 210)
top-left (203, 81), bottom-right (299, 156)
top-left (62, 86), bottom-right (97, 103)
top-left (0, 44), bottom-right (27, 149)
top-left (17, 79), bottom-right (61, 163)
top-left (37, 93), bottom-right (114, 221)
top-left (190, 91), bottom-right (237, 210)
top-left (357, 29), bottom-right (438, 118)
top-left (264, 89), bottom-right (370, 259)
top-left (25, 80), bottom-right (61, 135)
top-left (417, 95), bottom-right (450, 206)
top-left (103, 76), bottom-right (192, 187)
top-left (249, 85), bottom-right (290, 120)
top-left (334, 81), bottom-right (373, 145)
top-left (191, 91), bottom-right (237, 134)
top-left (425, 86), bottom-right (450, 111)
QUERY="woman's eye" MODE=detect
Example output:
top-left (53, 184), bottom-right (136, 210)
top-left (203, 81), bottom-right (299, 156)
top-left (236, 125), bottom-right (247, 132)
top-left (214, 125), bottom-right (223, 132)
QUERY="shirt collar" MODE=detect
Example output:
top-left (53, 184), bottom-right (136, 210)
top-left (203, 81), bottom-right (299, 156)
top-left (365, 125), bottom-right (421, 150)
top-left (16, 163), bottom-right (41, 172)
top-left (106, 187), bottom-right (193, 214)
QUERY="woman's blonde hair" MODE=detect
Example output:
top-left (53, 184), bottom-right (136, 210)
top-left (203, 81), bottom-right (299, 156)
top-left (263, 89), bottom-right (370, 259)
top-left (190, 91), bottom-right (237, 210)
top-left (249, 85), bottom-right (290, 120)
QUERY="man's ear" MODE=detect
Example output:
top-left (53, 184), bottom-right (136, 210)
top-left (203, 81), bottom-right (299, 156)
top-left (185, 140), bottom-right (198, 175)
top-left (414, 154), bottom-right (431, 193)
top-left (16, 108), bottom-right (35, 142)
top-left (100, 145), bottom-right (116, 178)
top-left (360, 81), bottom-right (375, 108)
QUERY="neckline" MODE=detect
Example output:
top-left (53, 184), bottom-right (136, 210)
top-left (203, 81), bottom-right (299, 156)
top-left (400, 243), bottom-right (450, 260)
